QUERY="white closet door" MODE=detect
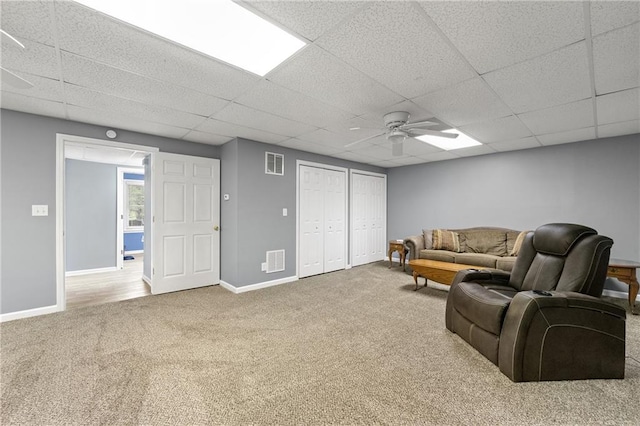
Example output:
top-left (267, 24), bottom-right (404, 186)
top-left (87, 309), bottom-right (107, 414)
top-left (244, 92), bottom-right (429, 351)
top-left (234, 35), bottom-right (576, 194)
top-left (351, 172), bottom-right (386, 266)
top-left (351, 174), bottom-right (369, 267)
top-left (323, 169), bottom-right (346, 273)
top-left (299, 166), bottom-right (325, 278)
top-left (370, 175), bottom-right (386, 262)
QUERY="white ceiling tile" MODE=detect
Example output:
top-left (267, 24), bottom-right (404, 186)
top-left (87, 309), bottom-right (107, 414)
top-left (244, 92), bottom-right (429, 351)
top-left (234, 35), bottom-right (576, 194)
top-left (590, 1), bottom-right (640, 36)
top-left (592, 23), bottom-right (640, 95)
top-left (66, 105), bottom-right (191, 139)
top-left (0, 0), bottom-right (55, 46)
top-left (488, 137), bottom-right (541, 153)
top-left (421, 1), bottom-right (584, 74)
top-left (182, 131), bottom-right (232, 146)
top-left (418, 151), bottom-right (459, 162)
top-left (1, 74), bottom-right (63, 103)
top-left (54, 1), bottom-right (259, 100)
top-left (453, 144), bottom-right (498, 158)
top-left (330, 150), bottom-right (379, 164)
top-left (0, 92), bottom-right (66, 119)
top-left (460, 115), bottom-right (532, 143)
top-left (390, 156), bottom-right (429, 166)
top-left (370, 160), bottom-right (399, 168)
top-left (196, 118), bottom-right (287, 144)
top-left (61, 53), bottom-right (229, 117)
top-left (0, 39), bottom-right (59, 79)
top-left (412, 78), bottom-right (512, 127)
top-left (278, 138), bottom-right (342, 156)
top-left (213, 102), bottom-right (317, 137)
top-left (598, 120), bottom-right (640, 138)
top-left (537, 127), bottom-right (596, 146)
top-left (596, 88), bottom-right (640, 125)
top-left (349, 144), bottom-right (395, 160)
top-left (235, 80), bottom-right (353, 128)
top-left (402, 138), bottom-right (442, 156)
top-left (64, 84), bottom-right (206, 129)
top-left (295, 129), bottom-right (352, 149)
top-left (483, 42), bottom-right (592, 113)
top-left (243, 1), bottom-right (367, 41)
top-left (269, 46), bottom-right (403, 116)
top-left (518, 99), bottom-right (594, 135)
top-left (317, 1), bottom-right (475, 98)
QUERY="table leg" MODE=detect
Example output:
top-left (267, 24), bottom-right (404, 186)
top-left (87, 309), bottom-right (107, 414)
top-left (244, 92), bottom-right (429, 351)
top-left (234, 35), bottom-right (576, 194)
top-left (401, 250), bottom-right (406, 271)
top-left (629, 275), bottom-right (639, 315)
top-left (388, 248), bottom-right (393, 268)
top-left (412, 270), bottom-right (419, 291)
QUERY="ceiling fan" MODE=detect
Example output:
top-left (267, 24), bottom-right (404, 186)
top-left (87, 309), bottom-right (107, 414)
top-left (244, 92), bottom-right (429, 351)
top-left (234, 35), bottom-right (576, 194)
top-left (1, 29), bottom-right (34, 89)
top-left (345, 111), bottom-right (457, 156)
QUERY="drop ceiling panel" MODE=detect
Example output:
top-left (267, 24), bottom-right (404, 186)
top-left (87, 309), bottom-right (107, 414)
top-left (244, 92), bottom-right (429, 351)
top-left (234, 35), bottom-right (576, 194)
top-left (453, 144), bottom-right (498, 158)
top-left (460, 115), bottom-right (532, 143)
top-left (295, 129), bottom-right (352, 149)
top-left (0, 40), bottom-right (59, 79)
top-left (64, 85), bottom-right (206, 129)
top-left (1, 74), bottom-right (63, 103)
top-left (182, 130), bottom-right (234, 146)
top-left (483, 42), bottom-right (591, 113)
top-left (412, 78), bottom-right (512, 127)
top-left (243, 1), bottom-right (368, 41)
top-left (390, 156), bottom-right (431, 166)
top-left (213, 102), bottom-right (317, 137)
top-left (66, 105), bottom-right (191, 139)
top-left (196, 118), bottom-right (288, 144)
top-left (518, 99), bottom-right (594, 135)
top-left (331, 150), bottom-right (378, 164)
top-left (488, 137), bottom-right (541, 153)
top-left (590, 1), bottom-right (640, 36)
top-left (596, 88), bottom-right (640, 125)
top-left (61, 53), bottom-right (229, 117)
top-left (598, 120), bottom-right (640, 138)
top-left (278, 138), bottom-right (342, 157)
top-left (54, 1), bottom-right (259, 100)
top-left (234, 80), bottom-right (353, 128)
top-left (537, 127), bottom-right (596, 146)
top-left (418, 151), bottom-right (459, 163)
top-left (317, 1), bottom-right (475, 98)
top-left (402, 139), bottom-right (443, 156)
top-left (0, 92), bottom-right (66, 119)
top-left (269, 46), bottom-right (403, 116)
top-left (349, 144), bottom-right (395, 160)
top-left (592, 23), bottom-right (640, 95)
top-left (420, 1), bottom-right (584, 74)
top-left (0, 0), bottom-right (56, 46)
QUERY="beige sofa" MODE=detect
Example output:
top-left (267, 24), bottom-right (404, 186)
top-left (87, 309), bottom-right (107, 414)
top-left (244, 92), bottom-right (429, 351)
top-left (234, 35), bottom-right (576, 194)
top-left (404, 227), bottom-right (527, 272)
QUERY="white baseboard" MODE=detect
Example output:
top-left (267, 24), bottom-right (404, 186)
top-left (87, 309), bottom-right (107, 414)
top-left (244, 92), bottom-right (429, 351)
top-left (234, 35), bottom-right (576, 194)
top-left (220, 275), bottom-right (298, 294)
top-left (0, 304), bottom-right (60, 323)
top-left (124, 250), bottom-right (143, 255)
top-left (142, 275), bottom-right (152, 286)
top-left (602, 289), bottom-right (640, 302)
top-left (65, 266), bottom-right (118, 277)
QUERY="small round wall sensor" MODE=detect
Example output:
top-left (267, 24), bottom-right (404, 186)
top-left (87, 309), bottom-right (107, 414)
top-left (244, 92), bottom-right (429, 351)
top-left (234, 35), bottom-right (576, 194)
top-left (106, 129), bottom-right (117, 139)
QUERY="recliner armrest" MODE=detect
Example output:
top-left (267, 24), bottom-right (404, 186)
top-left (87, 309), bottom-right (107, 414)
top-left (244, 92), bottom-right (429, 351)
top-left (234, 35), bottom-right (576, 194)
top-left (499, 291), bottom-right (626, 382)
top-left (452, 269), bottom-right (511, 286)
top-left (403, 235), bottom-right (424, 260)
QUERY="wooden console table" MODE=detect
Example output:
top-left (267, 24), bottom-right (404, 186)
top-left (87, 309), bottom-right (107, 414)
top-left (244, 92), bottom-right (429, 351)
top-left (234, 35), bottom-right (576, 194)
top-left (388, 240), bottom-right (407, 270)
top-left (608, 258), bottom-right (639, 315)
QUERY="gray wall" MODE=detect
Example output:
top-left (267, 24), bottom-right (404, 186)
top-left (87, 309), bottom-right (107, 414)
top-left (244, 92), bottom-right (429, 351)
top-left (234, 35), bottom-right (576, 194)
top-left (65, 159), bottom-right (117, 271)
top-left (387, 134), bottom-right (640, 292)
top-left (221, 137), bottom-right (384, 288)
top-left (0, 109), bottom-right (219, 314)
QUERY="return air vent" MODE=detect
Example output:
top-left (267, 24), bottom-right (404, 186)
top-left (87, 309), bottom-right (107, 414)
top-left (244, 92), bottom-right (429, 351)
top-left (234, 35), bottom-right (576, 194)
top-left (266, 249), bottom-right (285, 273)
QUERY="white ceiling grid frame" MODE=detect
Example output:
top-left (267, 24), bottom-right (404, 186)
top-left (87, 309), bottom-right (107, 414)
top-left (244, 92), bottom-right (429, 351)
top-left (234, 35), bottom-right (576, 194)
top-left (518, 99), bottom-right (595, 136)
top-left (48, 1), bottom-right (70, 120)
top-left (212, 102), bottom-right (318, 137)
top-left (195, 117), bottom-right (289, 145)
top-left (315, 1), bottom-right (476, 99)
top-left (582, 1), bottom-right (600, 140)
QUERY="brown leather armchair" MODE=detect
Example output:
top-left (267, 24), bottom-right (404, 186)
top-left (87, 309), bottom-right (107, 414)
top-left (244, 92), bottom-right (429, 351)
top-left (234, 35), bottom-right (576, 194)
top-left (445, 223), bottom-right (626, 382)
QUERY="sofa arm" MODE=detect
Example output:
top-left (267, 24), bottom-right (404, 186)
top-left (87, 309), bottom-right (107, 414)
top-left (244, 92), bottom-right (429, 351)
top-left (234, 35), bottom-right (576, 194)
top-left (452, 269), bottom-right (511, 286)
top-left (498, 291), bottom-right (626, 382)
top-left (403, 235), bottom-right (424, 260)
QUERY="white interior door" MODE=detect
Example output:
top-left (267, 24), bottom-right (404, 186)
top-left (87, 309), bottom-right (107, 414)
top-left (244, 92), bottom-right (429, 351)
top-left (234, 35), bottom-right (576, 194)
top-left (351, 174), bottom-right (368, 267)
top-left (152, 152), bottom-right (220, 294)
top-left (351, 172), bottom-right (386, 266)
top-left (323, 169), bottom-right (346, 273)
top-left (299, 165), bottom-right (324, 278)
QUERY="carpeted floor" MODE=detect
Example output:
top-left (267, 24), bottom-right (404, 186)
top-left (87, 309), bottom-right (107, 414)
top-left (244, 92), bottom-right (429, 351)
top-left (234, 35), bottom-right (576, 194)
top-left (1, 261), bottom-right (638, 425)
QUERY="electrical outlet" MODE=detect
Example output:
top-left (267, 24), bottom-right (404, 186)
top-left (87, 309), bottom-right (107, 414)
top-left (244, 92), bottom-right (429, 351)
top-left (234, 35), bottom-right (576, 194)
top-left (32, 205), bottom-right (48, 216)
top-left (261, 262), bottom-right (267, 272)
top-left (282, 208), bottom-right (287, 217)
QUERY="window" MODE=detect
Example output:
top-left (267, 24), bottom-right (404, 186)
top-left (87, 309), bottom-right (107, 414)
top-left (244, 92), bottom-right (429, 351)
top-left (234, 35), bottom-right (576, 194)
top-left (124, 180), bottom-right (144, 231)
top-left (265, 152), bottom-right (284, 175)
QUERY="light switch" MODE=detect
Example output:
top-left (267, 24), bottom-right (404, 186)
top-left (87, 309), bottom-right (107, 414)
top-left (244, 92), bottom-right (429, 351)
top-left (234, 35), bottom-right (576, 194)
top-left (32, 205), bottom-right (48, 216)
top-left (282, 208), bottom-right (288, 217)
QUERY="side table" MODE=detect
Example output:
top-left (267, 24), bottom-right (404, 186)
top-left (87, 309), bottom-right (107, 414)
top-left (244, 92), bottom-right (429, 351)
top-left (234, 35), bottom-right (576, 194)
top-left (388, 240), bottom-right (407, 270)
top-left (608, 258), bottom-right (640, 315)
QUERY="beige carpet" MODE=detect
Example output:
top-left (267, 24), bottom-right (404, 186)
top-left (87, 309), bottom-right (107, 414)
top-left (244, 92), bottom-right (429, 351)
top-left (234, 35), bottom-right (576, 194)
top-left (1, 262), bottom-right (638, 425)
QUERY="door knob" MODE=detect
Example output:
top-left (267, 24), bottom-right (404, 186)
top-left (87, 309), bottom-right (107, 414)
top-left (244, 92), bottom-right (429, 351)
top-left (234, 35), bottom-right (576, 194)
top-left (213, 225), bottom-right (219, 231)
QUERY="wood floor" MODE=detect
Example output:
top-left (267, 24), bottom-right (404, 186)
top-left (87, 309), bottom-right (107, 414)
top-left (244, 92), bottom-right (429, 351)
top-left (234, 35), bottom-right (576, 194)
top-left (65, 255), bottom-right (151, 309)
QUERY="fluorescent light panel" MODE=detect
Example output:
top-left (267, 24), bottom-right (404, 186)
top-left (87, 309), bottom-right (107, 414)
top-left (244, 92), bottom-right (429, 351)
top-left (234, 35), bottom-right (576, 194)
top-left (416, 129), bottom-right (482, 150)
top-left (74, 0), bottom-right (306, 76)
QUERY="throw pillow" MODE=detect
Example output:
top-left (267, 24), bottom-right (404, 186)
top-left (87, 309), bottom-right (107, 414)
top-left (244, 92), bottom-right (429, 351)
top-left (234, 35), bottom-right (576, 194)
top-left (422, 229), bottom-right (433, 249)
top-left (510, 231), bottom-right (529, 256)
top-left (432, 229), bottom-right (462, 252)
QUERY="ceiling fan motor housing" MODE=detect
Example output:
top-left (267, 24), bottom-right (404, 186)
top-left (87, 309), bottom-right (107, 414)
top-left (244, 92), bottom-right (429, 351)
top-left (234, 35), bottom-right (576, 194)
top-left (384, 111), bottom-right (410, 129)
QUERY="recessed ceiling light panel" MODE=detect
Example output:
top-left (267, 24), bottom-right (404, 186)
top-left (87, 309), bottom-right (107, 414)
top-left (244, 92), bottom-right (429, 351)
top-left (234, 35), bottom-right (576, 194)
top-left (416, 129), bottom-right (482, 150)
top-left (74, 0), bottom-right (306, 76)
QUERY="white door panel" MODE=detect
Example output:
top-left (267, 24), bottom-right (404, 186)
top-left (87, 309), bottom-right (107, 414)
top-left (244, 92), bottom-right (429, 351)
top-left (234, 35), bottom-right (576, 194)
top-left (351, 173), bottom-right (386, 266)
top-left (152, 152), bottom-right (220, 294)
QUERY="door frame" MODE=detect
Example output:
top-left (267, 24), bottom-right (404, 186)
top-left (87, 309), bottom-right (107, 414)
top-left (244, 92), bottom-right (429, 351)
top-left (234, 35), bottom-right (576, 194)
top-left (55, 134), bottom-right (158, 312)
top-left (296, 160), bottom-right (348, 278)
top-left (349, 169), bottom-right (387, 267)
top-left (116, 166), bottom-right (145, 270)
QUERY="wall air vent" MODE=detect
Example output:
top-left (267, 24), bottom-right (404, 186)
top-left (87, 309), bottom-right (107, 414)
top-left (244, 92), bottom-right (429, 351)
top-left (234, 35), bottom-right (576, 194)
top-left (265, 152), bottom-right (284, 175)
top-left (266, 249), bottom-right (285, 273)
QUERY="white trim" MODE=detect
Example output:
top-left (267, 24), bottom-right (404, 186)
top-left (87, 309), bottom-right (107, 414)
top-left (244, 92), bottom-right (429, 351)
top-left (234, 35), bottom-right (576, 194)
top-left (123, 178), bottom-right (145, 232)
top-left (65, 266), bottom-right (118, 277)
top-left (349, 169), bottom-right (387, 267)
top-left (117, 167), bottom-right (144, 270)
top-left (265, 151), bottom-right (284, 175)
top-left (124, 250), bottom-right (144, 255)
top-left (0, 305), bottom-right (59, 323)
top-left (219, 276), bottom-right (298, 294)
top-left (56, 134), bottom-right (159, 318)
top-left (603, 289), bottom-right (640, 303)
top-left (142, 275), bottom-right (152, 286)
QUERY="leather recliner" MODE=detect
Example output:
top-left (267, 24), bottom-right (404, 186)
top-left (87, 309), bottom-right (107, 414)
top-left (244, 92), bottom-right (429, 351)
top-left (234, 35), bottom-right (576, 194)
top-left (445, 223), bottom-right (626, 382)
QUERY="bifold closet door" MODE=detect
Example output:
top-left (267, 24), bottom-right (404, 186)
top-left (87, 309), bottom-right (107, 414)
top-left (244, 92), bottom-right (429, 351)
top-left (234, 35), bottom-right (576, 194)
top-left (351, 173), bottom-right (386, 267)
top-left (299, 165), bottom-right (346, 278)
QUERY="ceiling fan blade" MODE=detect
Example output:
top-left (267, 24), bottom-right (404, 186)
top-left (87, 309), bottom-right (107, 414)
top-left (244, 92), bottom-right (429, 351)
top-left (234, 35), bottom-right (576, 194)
top-left (408, 128), bottom-right (458, 139)
top-left (391, 141), bottom-right (403, 156)
top-left (0, 29), bottom-right (26, 49)
top-left (1, 67), bottom-right (34, 89)
top-left (399, 119), bottom-right (437, 130)
top-left (344, 131), bottom-right (386, 148)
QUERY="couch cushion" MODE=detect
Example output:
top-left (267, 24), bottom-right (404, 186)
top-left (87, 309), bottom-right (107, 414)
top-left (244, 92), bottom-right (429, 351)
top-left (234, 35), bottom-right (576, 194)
top-left (455, 253), bottom-right (500, 268)
top-left (459, 229), bottom-right (507, 256)
top-left (432, 229), bottom-right (462, 252)
top-left (452, 282), bottom-right (512, 336)
top-left (509, 230), bottom-right (529, 256)
top-left (420, 249), bottom-right (456, 263)
top-left (496, 256), bottom-right (517, 272)
top-left (422, 229), bottom-right (433, 249)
